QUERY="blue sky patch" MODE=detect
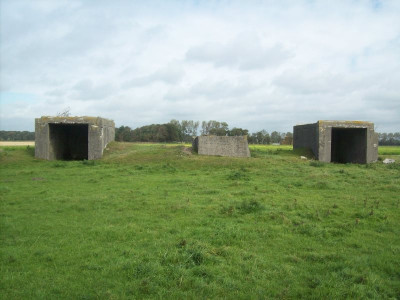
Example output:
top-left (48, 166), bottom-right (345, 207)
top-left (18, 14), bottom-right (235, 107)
top-left (0, 92), bottom-right (37, 104)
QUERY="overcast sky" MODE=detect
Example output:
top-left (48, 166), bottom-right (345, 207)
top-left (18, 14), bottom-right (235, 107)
top-left (1, 0), bottom-right (399, 133)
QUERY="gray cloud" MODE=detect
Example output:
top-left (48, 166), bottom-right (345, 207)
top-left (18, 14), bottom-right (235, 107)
top-left (1, 0), bottom-right (399, 133)
top-left (123, 64), bottom-right (184, 88)
top-left (72, 79), bottom-right (114, 100)
top-left (164, 79), bottom-right (260, 102)
top-left (186, 33), bottom-right (293, 70)
top-left (272, 71), bottom-right (364, 95)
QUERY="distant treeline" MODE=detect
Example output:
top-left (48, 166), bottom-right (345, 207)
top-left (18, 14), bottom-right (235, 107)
top-left (115, 120), bottom-right (293, 144)
top-left (116, 121), bottom-right (400, 145)
top-left (0, 131), bottom-right (35, 141)
top-left (2, 126), bottom-right (399, 145)
top-left (378, 132), bottom-right (400, 146)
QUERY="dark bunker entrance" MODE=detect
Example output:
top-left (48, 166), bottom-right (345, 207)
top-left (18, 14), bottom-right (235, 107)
top-left (331, 128), bottom-right (367, 163)
top-left (49, 124), bottom-right (88, 160)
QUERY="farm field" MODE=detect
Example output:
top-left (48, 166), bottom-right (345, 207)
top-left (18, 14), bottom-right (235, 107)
top-left (377, 145), bottom-right (400, 156)
top-left (0, 141), bottom-right (35, 146)
top-left (1, 143), bottom-right (399, 299)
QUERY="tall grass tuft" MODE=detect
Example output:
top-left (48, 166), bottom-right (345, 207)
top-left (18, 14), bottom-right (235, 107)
top-left (237, 199), bottom-right (264, 213)
top-left (309, 160), bottom-right (325, 167)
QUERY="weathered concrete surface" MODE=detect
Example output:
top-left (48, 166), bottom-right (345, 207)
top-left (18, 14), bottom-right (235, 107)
top-left (35, 116), bottom-right (115, 160)
top-left (293, 121), bottom-right (378, 163)
top-left (192, 136), bottom-right (250, 158)
top-left (293, 123), bottom-right (319, 158)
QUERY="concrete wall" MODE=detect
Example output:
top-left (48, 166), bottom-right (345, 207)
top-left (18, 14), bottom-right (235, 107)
top-left (293, 123), bottom-right (319, 158)
top-left (35, 116), bottom-right (115, 160)
top-left (35, 120), bottom-right (50, 159)
top-left (317, 121), bottom-right (377, 163)
top-left (193, 136), bottom-right (250, 158)
top-left (367, 129), bottom-right (379, 163)
top-left (88, 118), bottom-right (115, 160)
top-left (293, 120), bottom-right (378, 163)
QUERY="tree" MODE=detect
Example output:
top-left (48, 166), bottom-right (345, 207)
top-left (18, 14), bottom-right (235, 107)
top-left (248, 132), bottom-right (258, 144)
top-left (189, 121), bottom-right (200, 139)
top-left (270, 131), bottom-right (282, 144)
top-left (205, 121), bottom-right (229, 136)
top-left (0, 131), bottom-right (35, 141)
top-left (378, 132), bottom-right (400, 145)
top-left (115, 126), bottom-right (132, 142)
top-left (281, 132), bottom-right (293, 145)
top-left (180, 120), bottom-right (199, 142)
top-left (169, 119), bottom-right (183, 142)
top-left (228, 128), bottom-right (249, 136)
top-left (156, 125), bottom-right (168, 142)
top-left (253, 130), bottom-right (270, 144)
top-left (165, 123), bottom-right (180, 142)
top-left (262, 130), bottom-right (271, 144)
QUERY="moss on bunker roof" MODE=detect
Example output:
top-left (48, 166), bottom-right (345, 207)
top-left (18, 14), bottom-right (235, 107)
top-left (37, 116), bottom-right (114, 125)
top-left (318, 120), bottom-right (373, 125)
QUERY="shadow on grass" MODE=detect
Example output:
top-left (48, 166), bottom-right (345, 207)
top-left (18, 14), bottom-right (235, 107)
top-left (292, 147), bottom-right (315, 159)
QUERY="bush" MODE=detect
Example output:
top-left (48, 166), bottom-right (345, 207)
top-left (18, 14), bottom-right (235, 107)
top-left (309, 161), bottom-right (325, 167)
top-left (26, 146), bottom-right (34, 157)
top-left (227, 167), bottom-right (250, 181)
top-left (82, 160), bottom-right (95, 166)
top-left (387, 163), bottom-right (400, 170)
top-left (53, 162), bottom-right (67, 168)
top-left (237, 199), bottom-right (264, 213)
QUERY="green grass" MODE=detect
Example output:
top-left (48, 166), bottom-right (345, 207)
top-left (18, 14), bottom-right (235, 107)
top-left (1, 143), bottom-right (400, 299)
top-left (378, 145), bottom-right (400, 155)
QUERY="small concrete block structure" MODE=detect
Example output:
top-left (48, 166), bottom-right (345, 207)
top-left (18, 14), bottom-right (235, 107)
top-left (192, 136), bottom-right (250, 158)
top-left (293, 120), bottom-right (378, 163)
top-left (35, 116), bottom-right (115, 160)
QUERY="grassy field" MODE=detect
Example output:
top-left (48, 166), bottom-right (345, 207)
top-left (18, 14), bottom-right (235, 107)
top-left (1, 143), bottom-right (399, 299)
top-left (377, 146), bottom-right (400, 156)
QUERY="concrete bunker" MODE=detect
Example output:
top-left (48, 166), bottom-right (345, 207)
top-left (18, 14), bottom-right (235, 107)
top-left (293, 121), bottom-right (378, 164)
top-left (35, 116), bottom-right (115, 160)
top-left (331, 128), bottom-right (367, 163)
top-left (49, 123), bottom-right (89, 160)
top-left (192, 135), bottom-right (250, 158)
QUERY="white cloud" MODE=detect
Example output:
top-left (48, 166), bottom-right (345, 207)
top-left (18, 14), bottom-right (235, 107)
top-left (123, 64), bottom-right (184, 88)
top-left (71, 79), bottom-right (115, 101)
top-left (0, 0), bottom-right (399, 132)
top-left (186, 32), bottom-right (293, 70)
